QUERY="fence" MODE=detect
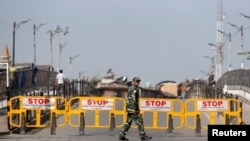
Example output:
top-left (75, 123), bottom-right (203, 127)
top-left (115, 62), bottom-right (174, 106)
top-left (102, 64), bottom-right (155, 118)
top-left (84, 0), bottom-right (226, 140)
top-left (216, 69), bottom-right (250, 89)
top-left (186, 79), bottom-right (238, 99)
top-left (8, 96), bottom-right (242, 136)
top-left (0, 69), bottom-right (57, 99)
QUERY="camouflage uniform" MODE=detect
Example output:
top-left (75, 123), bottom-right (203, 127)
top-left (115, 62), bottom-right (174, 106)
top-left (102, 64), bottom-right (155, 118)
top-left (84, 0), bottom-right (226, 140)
top-left (119, 84), bottom-right (146, 138)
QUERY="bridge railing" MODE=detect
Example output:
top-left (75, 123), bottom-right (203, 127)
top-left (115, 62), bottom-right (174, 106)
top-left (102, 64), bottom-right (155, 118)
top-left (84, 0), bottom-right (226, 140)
top-left (216, 69), bottom-right (250, 89)
top-left (186, 79), bottom-right (242, 99)
top-left (0, 69), bottom-right (57, 99)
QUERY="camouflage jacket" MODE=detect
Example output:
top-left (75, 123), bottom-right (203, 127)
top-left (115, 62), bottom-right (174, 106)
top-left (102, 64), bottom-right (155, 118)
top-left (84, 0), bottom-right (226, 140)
top-left (126, 85), bottom-right (139, 113)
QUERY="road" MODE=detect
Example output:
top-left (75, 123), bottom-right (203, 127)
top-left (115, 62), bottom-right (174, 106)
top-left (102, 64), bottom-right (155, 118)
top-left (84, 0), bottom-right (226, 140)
top-left (0, 128), bottom-right (209, 141)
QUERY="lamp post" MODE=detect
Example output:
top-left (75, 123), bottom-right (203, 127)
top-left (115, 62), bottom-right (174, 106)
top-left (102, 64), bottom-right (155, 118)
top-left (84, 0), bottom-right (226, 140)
top-left (79, 71), bottom-right (86, 80)
top-left (59, 42), bottom-right (69, 70)
top-left (54, 25), bottom-right (70, 72)
top-left (12, 19), bottom-right (31, 67)
top-left (200, 70), bottom-right (208, 76)
top-left (238, 51), bottom-right (250, 62)
top-left (54, 25), bottom-right (63, 72)
top-left (78, 70), bottom-right (86, 92)
top-left (208, 43), bottom-right (221, 81)
top-left (33, 23), bottom-right (47, 65)
top-left (240, 13), bottom-right (250, 66)
top-left (64, 26), bottom-right (70, 36)
top-left (202, 55), bottom-right (215, 73)
top-left (228, 22), bottom-right (244, 69)
top-left (47, 29), bottom-right (55, 70)
top-left (240, 13), bottom-right (250, 20)
top-left (218, 30), bottom-right (232, 71)
top-left (70, 55), bottom-right (79, 81)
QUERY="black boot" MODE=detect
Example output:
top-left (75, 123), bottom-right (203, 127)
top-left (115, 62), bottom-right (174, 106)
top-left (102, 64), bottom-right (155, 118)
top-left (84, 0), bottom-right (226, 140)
top-left (141, 135), bottom-right (152, 141)
top-left (119, 136), bottom-right (129, 141)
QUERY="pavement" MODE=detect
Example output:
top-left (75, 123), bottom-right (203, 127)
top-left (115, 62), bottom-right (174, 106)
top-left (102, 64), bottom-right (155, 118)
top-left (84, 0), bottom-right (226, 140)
top-left (242, 101), bottom-right (250, 124)
top-left (0, 108), bottom-right (9, 135)
top-left (0, 126), bottom-right (208, 141)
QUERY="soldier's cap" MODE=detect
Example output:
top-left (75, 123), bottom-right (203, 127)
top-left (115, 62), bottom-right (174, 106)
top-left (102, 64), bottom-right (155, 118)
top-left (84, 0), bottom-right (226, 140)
top-left (132, 77), bottom-right (141, 82)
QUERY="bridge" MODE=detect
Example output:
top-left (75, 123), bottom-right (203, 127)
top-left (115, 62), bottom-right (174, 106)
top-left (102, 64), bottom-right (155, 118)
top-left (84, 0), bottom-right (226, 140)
top-left (0, 68), bottom-right (250, 141)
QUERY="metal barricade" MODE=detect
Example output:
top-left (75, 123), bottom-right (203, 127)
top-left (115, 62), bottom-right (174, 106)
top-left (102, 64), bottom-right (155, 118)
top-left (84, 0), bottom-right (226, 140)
top-left (184, 98), bottom-right (242, 131)
top-left (133, 98), bottom-right (184, 130)
top-left (68, 97), bottom-right (126, 128)
top-left (8, 96), bottom-right (68, 129)
top-left (8, 96), bottom-right (242, 136)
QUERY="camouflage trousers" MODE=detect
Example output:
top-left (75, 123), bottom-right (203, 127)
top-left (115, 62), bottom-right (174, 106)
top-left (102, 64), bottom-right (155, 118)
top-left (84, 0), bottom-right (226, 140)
top-left (119, 113), bottom-right (145, 137)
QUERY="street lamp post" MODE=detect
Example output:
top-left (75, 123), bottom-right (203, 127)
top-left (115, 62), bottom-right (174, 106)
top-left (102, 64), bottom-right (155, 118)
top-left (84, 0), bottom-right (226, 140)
top-left (218, 30), bottom-right (232, 71)
top-left (54, 25), bottom-right (63, 72)
top-left (54, 25), bottom-right (70, 72)
top-left (228, 22), bottom-right (244, 69)
top-left (47, 29), bottom-right (55, 70)
top-left (79, 71), bottom-right (86, 80)
top-left (208, 43), bottom-right (221, 81)
top-left (202, 55), bottom-right (215, 73)
top-left (78, 70), bottom-right (86, 93)
top-left (240, 13), bottom-right (250, 20)
top-left (12, 19), bottom-right (31, 67)
top-left (59, 42), bottom-right (69, 70)
top-left (70, 55), bottom-right (79, 81)
top-left (33, 23), bottom-right (47, 65)
top-left (200, 70), bottom-right (208, 76)
top-left (240, 13), bottom-right (250, 66)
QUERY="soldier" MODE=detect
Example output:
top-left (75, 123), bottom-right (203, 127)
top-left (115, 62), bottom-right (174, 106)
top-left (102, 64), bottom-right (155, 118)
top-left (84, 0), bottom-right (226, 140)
top-left (119, 77), bottom-right (152, 141)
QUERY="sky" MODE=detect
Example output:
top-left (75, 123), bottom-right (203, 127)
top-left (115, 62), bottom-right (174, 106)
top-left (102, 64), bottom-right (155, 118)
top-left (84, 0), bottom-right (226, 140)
top-left (0, 0), bottom-right (250, 87)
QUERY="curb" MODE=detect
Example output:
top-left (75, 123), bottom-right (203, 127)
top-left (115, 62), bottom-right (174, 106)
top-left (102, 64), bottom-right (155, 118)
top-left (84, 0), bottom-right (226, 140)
top-left (0, 131), bottom-right (10, 136)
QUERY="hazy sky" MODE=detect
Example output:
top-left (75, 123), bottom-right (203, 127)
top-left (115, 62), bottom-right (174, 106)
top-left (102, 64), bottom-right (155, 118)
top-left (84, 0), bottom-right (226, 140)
top-left (0, 0), bottom-right (250, 87)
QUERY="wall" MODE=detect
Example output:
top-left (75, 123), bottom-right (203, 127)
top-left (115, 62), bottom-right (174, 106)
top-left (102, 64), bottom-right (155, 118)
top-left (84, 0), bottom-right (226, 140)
top-left (160, 83), bottom-right (178, 96)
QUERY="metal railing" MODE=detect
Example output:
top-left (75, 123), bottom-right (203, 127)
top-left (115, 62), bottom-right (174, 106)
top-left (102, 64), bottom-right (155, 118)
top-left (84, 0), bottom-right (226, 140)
top-left (2, 68), bottom-right (249, 133)
top-left (0, 69), bottom-right (57, 99)
top-left (216, 69), bottom-right (250, 90)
